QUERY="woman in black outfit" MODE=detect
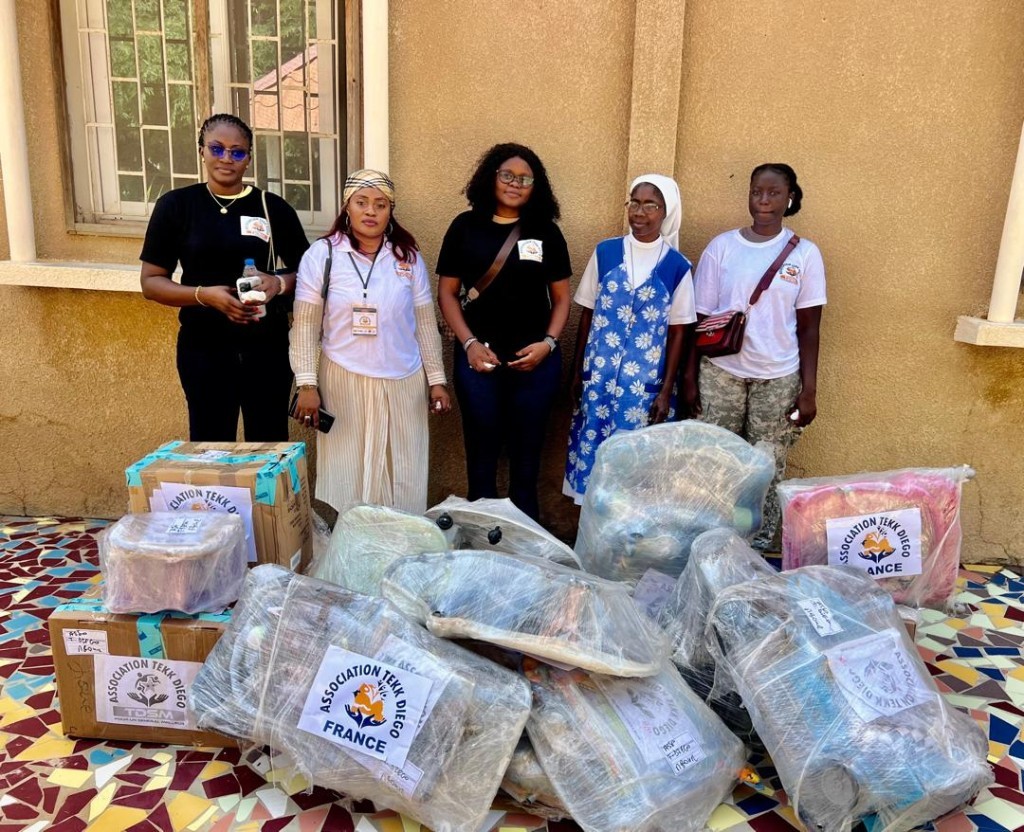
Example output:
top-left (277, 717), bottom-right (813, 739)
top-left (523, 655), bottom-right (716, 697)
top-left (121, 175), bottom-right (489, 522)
top-left (437, 143), bottom-right (571, 520)
top-left (140, 113), bottom-right (309, 441)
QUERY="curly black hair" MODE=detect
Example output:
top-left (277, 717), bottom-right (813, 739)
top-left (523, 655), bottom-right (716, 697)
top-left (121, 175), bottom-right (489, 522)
top-left (751, 163), bottom-right (803, 216)
top-left (463, 143), bottom-right (561, 223)
top-left (198, 114), bottom-right (254, 151)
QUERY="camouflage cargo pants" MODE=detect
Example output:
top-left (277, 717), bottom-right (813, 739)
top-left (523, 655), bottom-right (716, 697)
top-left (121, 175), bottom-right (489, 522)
top-left (698, 356), bottom-right (802, 551)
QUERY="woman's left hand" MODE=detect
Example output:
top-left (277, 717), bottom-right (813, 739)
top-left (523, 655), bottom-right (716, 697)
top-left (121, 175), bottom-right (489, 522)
top-left (508, 342), bottom-right (551, 372)
top-left (648, 392), bottom-right (671, 425)
top-left (792, 388), bottom-right (817, 427)
top-left (429, 385), bottom-right (451, 414)
top-left (255, 271), bottom-right (281, 301)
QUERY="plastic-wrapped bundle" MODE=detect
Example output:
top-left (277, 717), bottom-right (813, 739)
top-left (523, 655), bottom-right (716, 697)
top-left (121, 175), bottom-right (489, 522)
top-left (99, 512), bottom-right (247, 614)
top-left (500, 737), bottom-right (567, 820)
top-left (191, 565), bottom-right (532, 832)
top-left (524, 659), bottom-right (746, 832)
top-left (707, 566), bottom-right (991, 832)
top-left (575, 422), bottom-right (774, 582)
top-left (659, 529), bottom-right (775, 745)
top-left (779, 466), bottom-right (974, 610)
top-left (308, 504), bottom-right (450, 595)
top-left (383, 550), bottom-right (669, 677)
top-left (426, 496), bottom-right (580, 567)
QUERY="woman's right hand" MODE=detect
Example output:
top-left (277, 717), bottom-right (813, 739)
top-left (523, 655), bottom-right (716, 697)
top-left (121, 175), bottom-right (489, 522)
top-left (467, 340), bottom-right (501, 373)
top-left (200, 285), bottom-right (259, 324)
top-left (682, 374), bottom-right (702, 418)
top-left (294, 387), bottom-right (321, 429)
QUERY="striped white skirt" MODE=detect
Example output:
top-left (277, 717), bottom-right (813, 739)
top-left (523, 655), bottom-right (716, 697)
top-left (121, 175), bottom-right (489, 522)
top-left (316, 356), bottom-right (430, 514)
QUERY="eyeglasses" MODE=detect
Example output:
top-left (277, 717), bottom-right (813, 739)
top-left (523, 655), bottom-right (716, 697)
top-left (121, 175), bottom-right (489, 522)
top-left (205, 144), bottom-right (249, 163)
top-left (497, 169), bottom-right (535, 188)
top-left (625, 199), bottom-right (664, 215)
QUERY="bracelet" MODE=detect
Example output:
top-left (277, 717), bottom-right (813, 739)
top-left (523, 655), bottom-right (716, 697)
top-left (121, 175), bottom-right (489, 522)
top-left (195, 285), bottom-right (208, 307)
top-left (276, 274), bottom-right (287, 296)
top-left (543, 335), bottom-right (558, 352)
top-left (297, 384), bottom-right (317, 391)
top-left (463, 336), bottom-right (479, 351)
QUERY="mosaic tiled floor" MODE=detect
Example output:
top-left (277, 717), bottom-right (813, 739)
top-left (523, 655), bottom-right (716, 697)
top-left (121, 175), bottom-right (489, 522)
top-left (1, 516), bottom-right (1022, 832)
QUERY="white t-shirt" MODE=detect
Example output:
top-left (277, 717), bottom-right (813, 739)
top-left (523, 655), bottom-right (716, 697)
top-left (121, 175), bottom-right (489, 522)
top-left (694, 228), bottom-right (826, 380)
top-left (295, 234), bottom-right (433, 379)
top-left (574, 235), bottom-right (697, 325)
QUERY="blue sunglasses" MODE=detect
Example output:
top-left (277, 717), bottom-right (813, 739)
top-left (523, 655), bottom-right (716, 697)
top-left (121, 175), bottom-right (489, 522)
top-left (205, 143), bottom-right (249, 163)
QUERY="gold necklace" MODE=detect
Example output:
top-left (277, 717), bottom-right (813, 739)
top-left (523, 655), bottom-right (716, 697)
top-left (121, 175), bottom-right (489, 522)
top-left (207, 184), bottom-right (247, 214)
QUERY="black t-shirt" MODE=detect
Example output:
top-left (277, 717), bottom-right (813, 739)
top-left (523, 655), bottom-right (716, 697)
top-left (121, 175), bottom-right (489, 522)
top-left (140, 183), bottom-right (310, 342)
top-left (436, 211), bottom-right (572, 361)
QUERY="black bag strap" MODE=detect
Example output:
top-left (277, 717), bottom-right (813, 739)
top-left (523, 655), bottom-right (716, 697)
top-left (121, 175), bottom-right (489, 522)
top-left (464, 223), bottom-right (522, 306)
top-left (746, 234), bottom-right (801, 310)
top-left (260, 188), bottom-right (277, 274)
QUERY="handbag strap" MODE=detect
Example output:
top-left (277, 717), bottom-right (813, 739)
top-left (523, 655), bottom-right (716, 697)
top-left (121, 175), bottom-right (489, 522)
top-left (465, 223), bottom-right (522, 303)
top-left (260, 188), bottom-right (277, 274)
top-left (746, 234), bottom-right (801, 310)
top-left (311, 238), bottom-right (333, 379)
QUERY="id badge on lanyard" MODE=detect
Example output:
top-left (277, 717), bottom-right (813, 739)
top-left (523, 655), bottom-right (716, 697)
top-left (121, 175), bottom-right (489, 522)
top-left (348, 251), bottom-right (380, 337)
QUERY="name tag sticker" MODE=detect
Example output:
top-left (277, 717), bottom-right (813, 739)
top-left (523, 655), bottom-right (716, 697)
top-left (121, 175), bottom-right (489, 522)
top-left (394, 261), bottom-right (414, 280)
top-left (352, 305), bottom-right (379, 336)
top-left (517, 239), bottom-right (543, 262)
top-left (240, 216), bottom-right (270, 242)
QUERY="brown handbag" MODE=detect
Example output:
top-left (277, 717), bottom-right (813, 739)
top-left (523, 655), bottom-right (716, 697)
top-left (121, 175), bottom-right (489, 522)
top-left (694, 234), bottom-right (801, 357)
top-left (438, 224), bottom-right (522, 339)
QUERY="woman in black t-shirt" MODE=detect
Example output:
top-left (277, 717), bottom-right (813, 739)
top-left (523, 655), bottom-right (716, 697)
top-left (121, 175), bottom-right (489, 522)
top-left (438, 143), bottom-right (571, 521)
top-left (140, 114), bottom-right (309, 441)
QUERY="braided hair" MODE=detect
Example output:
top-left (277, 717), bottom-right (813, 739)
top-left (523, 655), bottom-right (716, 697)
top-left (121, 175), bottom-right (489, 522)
top-left (197, 114), bottom-right (254, 151)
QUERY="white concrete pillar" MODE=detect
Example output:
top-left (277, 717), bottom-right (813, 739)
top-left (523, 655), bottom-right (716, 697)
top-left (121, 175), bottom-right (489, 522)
top-left (987, 120), bottom-right (1024, 323)
top-left (361, 0), bottom-right (389, 173)
top-left (0, 0), bottom-right (36, 262)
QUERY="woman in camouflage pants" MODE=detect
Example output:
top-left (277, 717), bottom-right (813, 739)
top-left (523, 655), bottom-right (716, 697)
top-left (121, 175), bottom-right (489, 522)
top-left (683, 164), bottom-right (826, 550)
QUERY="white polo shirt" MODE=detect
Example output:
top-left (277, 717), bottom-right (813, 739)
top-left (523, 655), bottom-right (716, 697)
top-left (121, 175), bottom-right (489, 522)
top-left (295, 234), bottom-right (433, 379)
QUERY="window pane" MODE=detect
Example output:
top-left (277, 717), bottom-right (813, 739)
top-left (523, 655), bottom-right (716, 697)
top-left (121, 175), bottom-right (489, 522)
top-left (283, 133), bottom-right (309, 180)
top-left (120, 174), bottom-right (145, 202)
top-left (110, 39), bottom-right (136, 78)
top-left (166, 42), bottom-right (191, 82)
top-left (112, 82), bottom-right (142, 170)
top-left (251, 0), bottom-right (278, 37)
top-left (144, 129), bottom-right (172, 201)
top-left (106, 0), bottom-right (132, 38)
top-left (232, 87), bottom-right (252, 126)
top-left (285, 183), bottom-right (310, 212)
top-left (135, 0), bottom-right (160, 32)
top-left (252, 40), bottom-right (278, 85)
top-left (164, 1), bottom-right (188, 39)
top-left (136, 34), bottom-right (165, 86)
top-left (254, 91), bottom-right (279, 132)
top-left (169, 85), bottom-right (197, 175)
top-left (141, 83), bottom-right (168, 126)
top-left (280, 0), bottom-right (304, 59)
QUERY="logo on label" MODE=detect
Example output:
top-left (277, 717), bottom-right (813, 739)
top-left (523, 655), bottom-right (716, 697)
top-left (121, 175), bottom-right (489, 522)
top-left (860, 531), bottom-right (895, 563)
top-left (395, 261), bottom-right (413, 280)
top-left (127, 672), bottom-right (170, 707)
top-left (826, 508), bottom-right (923, 578)
top-left (778, 262), bottom-right (801, 284)
top-left (94, 655), bottom-right (201, 730)
top-left (517, 239), bottom-right (544, 263)
top-left (346, 683), bottom-right (387, 728)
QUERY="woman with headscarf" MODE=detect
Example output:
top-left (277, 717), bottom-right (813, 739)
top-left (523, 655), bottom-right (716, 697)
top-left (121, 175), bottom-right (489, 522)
top-left (563, 174), bottom-right (696, 504)
top-left (290, 169), bottom-right (450, 514)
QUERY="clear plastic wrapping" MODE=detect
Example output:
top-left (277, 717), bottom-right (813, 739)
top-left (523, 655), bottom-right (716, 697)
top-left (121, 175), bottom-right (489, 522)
top-left (425, 496), bottom-right (580, 567)
top-left (779, 466), bottom-right (974, 610)
top-left (382, 550), bottom-right (670, 677)
top-left (99, 512), bottom-right (247, 614)
top-left (308, 504), bottom-right (450, 596)
top-left (190, 565), bottom-right (532, 832)
top-left (659, 529), bottom-right (775, 745)
top-left (707, 565), bottom-right (991, 832)
top-left (500, 736), bottom-right (567, 820)
top-left (523, 659), bottom-right (746, 832)
top-left (575, 422), bottom-right (775, 582)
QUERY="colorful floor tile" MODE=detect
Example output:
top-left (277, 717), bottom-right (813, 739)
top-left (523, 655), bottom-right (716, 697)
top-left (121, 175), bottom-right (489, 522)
top-left (0, 516), bottom-right (1020, 831)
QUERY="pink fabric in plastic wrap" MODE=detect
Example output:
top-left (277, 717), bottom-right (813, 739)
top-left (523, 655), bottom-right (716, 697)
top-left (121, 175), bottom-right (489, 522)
top-left (780, 466), bottom-right (973, 610)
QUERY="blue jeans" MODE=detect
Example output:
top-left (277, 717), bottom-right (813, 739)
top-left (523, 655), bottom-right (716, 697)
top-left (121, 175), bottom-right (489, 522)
top-left (453, 347), bottom-right (561, 520)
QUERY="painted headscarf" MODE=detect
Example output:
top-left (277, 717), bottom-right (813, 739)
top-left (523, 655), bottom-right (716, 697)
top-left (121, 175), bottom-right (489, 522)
top-left (629, 173), bottom-right (682, 250)
top-left (343, 169), bottom-right (396, 206)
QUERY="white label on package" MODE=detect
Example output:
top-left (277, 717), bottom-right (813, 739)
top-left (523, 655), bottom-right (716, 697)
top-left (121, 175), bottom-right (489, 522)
top-left (375, 636), bottom-right (448, 731)
top-left (94, 654), bottom-right (201, 729)
top-left (798, 598), bottom-right (844, 637)
top-left (166, 515), bottom-right (204, 535)
top-left (63, 629), bottom-right (109, 656)
top-left (603, 677), bottom-right (705, 775)
top-left (632, 569), bottom-right (677, 621)
top-left (189, 450), bottom-right (233, 461)
top-left (298, 646), bottom-right (433, 767)
top-left (158, 482), bottom-right (257, 563)
top-left (825, 631), bottom-right (934, 722)
top-left (826, 508), bottom-right (922, 579)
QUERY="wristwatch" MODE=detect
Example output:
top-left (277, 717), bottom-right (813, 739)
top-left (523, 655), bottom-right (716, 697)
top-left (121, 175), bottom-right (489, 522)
top-left (543, 335), bottom-right (558, 352)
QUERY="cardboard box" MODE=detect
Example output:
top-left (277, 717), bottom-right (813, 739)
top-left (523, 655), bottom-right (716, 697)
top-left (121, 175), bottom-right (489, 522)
top-left (50, 588), bottom-right (236, 746)
top-left (126, 441), bottom-right (312, 572)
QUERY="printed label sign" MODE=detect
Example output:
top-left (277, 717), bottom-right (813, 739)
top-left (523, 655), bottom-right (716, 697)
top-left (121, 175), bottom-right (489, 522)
top-left (298, 646), bottom-right (433, 767)
top-left (94, 654), bottom-right (202, 729)
top-left (798, 598), bottom-right (844, 637)
top-left (166, 515), bottom-right (204, 535)
top-left (240, 215), bottom-right (271, 242)
top-left (632, 569), bottom-right (677, 621)
top-left (188, 450), bottom-right (232, 462)
top-left (826, 508), bottom-right (922, 579)
top-left (825, 631), bottom-right (934, 722)
top-left (63, 628), bottom-right (109, 656)
top-left (517, 239), bottom-right (544, 262)
top-left (604, 677), bottom-right (705, 775)
top-left (155, 482), bottom-right (256, 563)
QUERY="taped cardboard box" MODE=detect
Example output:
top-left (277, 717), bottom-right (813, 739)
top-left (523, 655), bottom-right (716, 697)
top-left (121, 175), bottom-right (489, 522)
top-left (49, 587), bottom-right (236, 747)
top-left (126, 441), bottom-right (312, 572)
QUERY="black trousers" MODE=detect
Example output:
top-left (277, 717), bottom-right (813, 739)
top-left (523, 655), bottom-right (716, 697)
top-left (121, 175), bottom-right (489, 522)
top-left (176, 325), bottom-right (293, 442)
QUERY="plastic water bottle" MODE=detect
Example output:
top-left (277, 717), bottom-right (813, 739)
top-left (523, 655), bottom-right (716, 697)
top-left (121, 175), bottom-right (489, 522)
top-left (240, 258), bottom-right (266, 319)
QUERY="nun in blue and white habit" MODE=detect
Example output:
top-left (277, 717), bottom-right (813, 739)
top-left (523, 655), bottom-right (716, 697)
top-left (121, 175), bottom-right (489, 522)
top-left (563, 173), bottom-right (696, 505)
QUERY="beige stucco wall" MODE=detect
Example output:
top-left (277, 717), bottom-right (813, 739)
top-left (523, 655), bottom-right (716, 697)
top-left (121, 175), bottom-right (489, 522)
top-left (2, 0), bottom-right (1023, 559)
